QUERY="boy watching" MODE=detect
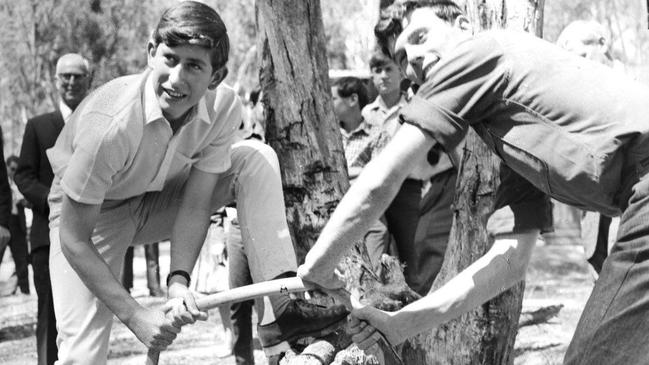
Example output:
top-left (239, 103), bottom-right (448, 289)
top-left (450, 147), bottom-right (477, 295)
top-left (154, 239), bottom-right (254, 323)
top-left (331, 77), bottom-right (391, 266)
top-left (332, 77), bottom-right (382, 181)
top-left (48, 2), bottom-right (346, 363)
top-left (362, 51), bottom-right (408, 137)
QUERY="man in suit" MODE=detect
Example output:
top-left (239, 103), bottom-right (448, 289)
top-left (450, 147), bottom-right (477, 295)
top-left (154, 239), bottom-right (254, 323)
top-left (15, 53), bottom-right (92, 365)
top-left (0, 129), bottom-right (13, 277)
top-left (0, 155), bottom-right (30, 295)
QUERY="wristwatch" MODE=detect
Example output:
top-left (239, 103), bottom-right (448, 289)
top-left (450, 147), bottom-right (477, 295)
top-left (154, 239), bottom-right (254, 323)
top-left (166, 270), bottom-right (191, 287)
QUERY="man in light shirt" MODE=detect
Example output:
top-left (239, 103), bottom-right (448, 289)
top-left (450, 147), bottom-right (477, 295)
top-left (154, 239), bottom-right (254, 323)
top-left (44, 3), bottom-right (347, 364)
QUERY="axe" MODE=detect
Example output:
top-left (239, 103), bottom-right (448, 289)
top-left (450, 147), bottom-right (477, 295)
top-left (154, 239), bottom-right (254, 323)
top-left (145, 277), bottom-right (402, 365)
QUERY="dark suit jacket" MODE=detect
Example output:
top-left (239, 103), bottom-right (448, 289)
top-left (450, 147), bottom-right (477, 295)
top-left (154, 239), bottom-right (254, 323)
top-left (0, 127), bottom-right (12, 229)
top-left (15, 111), bottom-right (64, 251)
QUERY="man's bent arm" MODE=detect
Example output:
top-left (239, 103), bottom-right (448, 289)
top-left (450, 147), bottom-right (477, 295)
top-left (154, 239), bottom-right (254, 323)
top-left (59, 196), bottom-right (141, 322)
top-left (300, 123), bottom-right (436, 287)
top-left (169, 167), bottom-right (220, 286)
top-left (15, 120), bottom-right (51, 215)
top-left (352, 231), bottom-right (539, 345)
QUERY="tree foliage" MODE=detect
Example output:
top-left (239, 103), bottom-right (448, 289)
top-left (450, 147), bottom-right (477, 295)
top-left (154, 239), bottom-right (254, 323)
top-left (1, 0), bottom-right (646, 154)
top-left (0, 0), bottom-right (167, 153)
top-left (544, 0), bottom-right (649, 70)
top-left (0, 0), bottom-right (377, 155)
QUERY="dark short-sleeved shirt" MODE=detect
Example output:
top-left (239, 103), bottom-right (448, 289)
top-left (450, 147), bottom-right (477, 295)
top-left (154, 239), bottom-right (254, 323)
top-left (401, 30), bottom-right (649, 217)
top-left (426, 140), bottom-right (552, 235)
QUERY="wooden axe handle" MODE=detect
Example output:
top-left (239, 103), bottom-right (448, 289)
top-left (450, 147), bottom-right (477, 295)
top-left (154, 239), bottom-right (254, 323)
top-left (146, 277), bottom-right (308, 365)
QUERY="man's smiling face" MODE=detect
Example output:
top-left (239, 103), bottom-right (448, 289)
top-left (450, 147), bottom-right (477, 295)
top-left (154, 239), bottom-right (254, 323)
top-left (147, 42), bottom-right (218, 123)
top-left (394, 7), bottom-right (461, 85)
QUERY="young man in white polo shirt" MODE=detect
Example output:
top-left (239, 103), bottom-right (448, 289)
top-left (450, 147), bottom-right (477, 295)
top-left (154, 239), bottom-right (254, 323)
top-left (47, 2), bottom-right (347, 363)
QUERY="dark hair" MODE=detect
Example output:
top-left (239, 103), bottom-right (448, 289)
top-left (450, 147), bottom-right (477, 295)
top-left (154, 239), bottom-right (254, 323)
top-left (411, 0), bottom-right (464, 23)
top-left (333, 77), bottom-right (370, 110)
top-left (403, 0), bottom-right (464, 23)
top-left (151, 1), bottom-right (230, 70)
top-left (369, 50), bottom-right (398, 69)
top-left (374, 17), bottom-right (402, 57)
top-left (375, 0), bottom-right (464, 54)
top-left (6, 155), bottom-right (18, 166)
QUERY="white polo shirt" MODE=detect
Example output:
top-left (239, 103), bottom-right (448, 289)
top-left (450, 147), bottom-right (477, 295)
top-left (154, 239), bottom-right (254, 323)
top-left (47, 69), bottom-right (242, 213)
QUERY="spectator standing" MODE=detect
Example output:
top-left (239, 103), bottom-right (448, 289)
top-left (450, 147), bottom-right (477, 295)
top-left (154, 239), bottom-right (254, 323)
top-left (223, 90), bottom-right (271, 365)
top-left (122, 243), bottom-right (164, 297)
top-left (331, 77), bottom-right (391, 266)
top-left (191, 211), bottom-right (235, 359)
top-left (15, 53), bottom-right (92, 365)
top-left (0, 130), bottom-right (14, 292)
top-left (0, 155), bottom-right (29, 295)
top-left (362, 50), bottom-right (427, 287)
top-left (556, 20), bottom-right (624, 275)
top-left (362, 51), bottom-right (408, 137)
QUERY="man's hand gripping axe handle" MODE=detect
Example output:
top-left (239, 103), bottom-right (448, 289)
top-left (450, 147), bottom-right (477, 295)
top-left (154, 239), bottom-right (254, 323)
top-left (146, 277), bottom-right (308, 365)
top-left (146, 277), bottom-right (401, 364)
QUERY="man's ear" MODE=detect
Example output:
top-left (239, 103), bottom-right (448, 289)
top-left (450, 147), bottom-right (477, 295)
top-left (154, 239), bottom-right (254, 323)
top-left (454, 16), bottom-right (473, 33)
top-left (146, 41), bottom-right (157, 68)
top-left (349, 93), bottom-right (359, 107)
top-left (208, 66), bottom-right (228, 90)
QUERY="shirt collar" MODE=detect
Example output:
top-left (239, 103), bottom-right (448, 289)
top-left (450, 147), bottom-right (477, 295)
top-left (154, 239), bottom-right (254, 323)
top-left (143, 72), bottom-right (212, 126)
top-left (369, 92), bottom-right (408, 112)
top-left (59, 100), bottom-right (73, 122)
top-left (340, 118), bottom-right (372, 137)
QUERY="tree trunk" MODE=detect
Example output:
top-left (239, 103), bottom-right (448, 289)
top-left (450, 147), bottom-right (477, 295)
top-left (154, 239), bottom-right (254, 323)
top-left (255, 0), bottom-right (349, 262)
top-left (256, 2), bottom-right (416, 364)
top-left (401, 1), bottom-right (544, 364)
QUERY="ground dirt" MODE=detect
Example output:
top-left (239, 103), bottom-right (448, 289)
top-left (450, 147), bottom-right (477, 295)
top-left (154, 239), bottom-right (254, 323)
top-left (0, 241), bottom-right (593, 364)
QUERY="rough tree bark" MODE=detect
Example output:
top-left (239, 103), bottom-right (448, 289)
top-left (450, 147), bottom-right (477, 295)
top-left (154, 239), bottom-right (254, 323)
top-left (401, 1), bottom-right (545, 364)
top-left (256, 1), bottom-right (416, 364)
top-left (255, 0), bottom-right (349, 263)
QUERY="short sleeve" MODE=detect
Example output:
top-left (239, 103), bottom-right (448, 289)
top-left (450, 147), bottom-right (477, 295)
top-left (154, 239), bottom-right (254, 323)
top-left (194, 89), bottom-right (243, 174)
top-left (487, 163), bottom-right (554, 236)
top-left (400, 34), bottom-right (509, 151)
top-left (58, 113), bottom-right (130, 204)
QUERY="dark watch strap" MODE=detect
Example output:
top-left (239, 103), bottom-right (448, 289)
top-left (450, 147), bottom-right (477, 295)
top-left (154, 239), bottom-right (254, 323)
top-left (166, 270), bottom-right (191, 287)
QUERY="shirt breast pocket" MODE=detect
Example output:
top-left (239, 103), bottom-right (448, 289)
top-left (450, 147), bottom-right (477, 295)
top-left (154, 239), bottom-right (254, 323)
top-left (498, 140), bottom-right (552, 196)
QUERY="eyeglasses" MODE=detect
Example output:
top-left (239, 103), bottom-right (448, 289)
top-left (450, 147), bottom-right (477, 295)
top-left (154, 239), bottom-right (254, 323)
top-left (57, 73), bottom-right (88, 83)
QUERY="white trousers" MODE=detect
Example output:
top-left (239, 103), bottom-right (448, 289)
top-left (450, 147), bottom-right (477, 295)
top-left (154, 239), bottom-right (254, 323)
top-left (49, 140), bottom-right (297, 364)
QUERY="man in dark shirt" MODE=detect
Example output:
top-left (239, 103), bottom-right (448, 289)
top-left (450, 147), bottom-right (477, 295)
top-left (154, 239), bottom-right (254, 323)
top-left (298, 2), bottom-right (649, 364)
top-left (0, 128), bottom-right (13, 280)
top-left (1, 155), bottom-right (29, 295)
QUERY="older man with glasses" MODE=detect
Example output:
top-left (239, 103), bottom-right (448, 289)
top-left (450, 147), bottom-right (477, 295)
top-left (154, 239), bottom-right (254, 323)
top-left (15, 53), bottom-right (92, 365)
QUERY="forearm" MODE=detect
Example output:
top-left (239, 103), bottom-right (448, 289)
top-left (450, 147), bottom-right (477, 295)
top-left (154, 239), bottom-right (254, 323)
top-left (392, 231), bottom-right (538, 339)
top-left (59, 196), bottom-right (141, 324)
top-left (303, 159), bottom-right (403, 275)
top-left (169, 168), bottom-right (219, 285)
top-left (16, 125), bottom-right (51, 214)
top-left (303, 124), bottom-right (435, 279)
top-left (60, 230), bottom-right (141, 322)
top-left (169, 202), bottom-right (211, 279)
